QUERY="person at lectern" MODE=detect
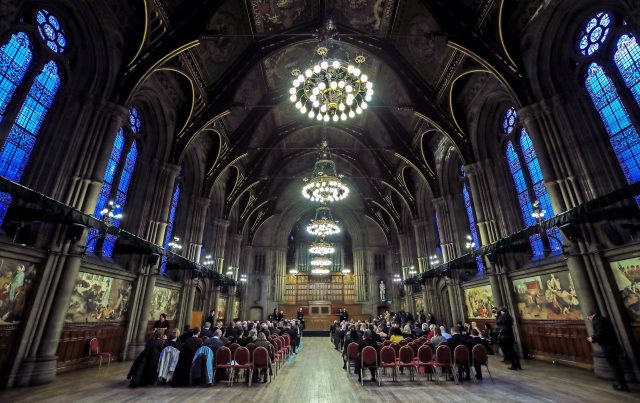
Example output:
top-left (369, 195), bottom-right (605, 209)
top-left (297, 307), bottom-right (304, 330)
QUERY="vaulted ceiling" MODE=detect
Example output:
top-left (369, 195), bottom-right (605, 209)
top-left (115, 0), bottom-right (543, 242)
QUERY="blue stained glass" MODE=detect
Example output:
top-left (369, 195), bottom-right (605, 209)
top-left (615, 35), bottom-right (640, 108)
top-left (585, 63), bottom-right (640, 185)
top-left (462, 183), bottom-right (483, 273)
top-left (129, 107), bottom-right (141, 134)
top-left (0, 61), bottom-right (60, 224)
top-left (0, 33), bottom-right (32, 123)
top-left (578, 12), bottom-right (611, 56)
top-left (101, 142), bottom-right (138, 257)
top-left (160, 185), bottom-right (181, 274)
top-left (85, 131), bottom-right (125, 252)
top-left (36, 10), bottom-right (67, 54)
top-left (502, 107), bottom-right (517, 135)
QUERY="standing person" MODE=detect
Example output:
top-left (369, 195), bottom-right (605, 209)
top-left (206, 309), bottom-right (216, 326)
top-left (496, 307), bottom-right (521, 370)
top-left (587, 311), bottom-right (629, 392)
top-left (297, 307), bottom-right (305, 334)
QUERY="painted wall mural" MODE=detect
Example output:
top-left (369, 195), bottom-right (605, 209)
top-left (149, 286), bottom-right (180, 321)
top-left (513, 272), bottom-right (582, 321)
top-left (610, 257), bottom-right (640, 322)
top-left (0, 259), bottom-right (37, 324)
top-left (65, 272), bottom-right (132, 323)
top-left (250, 0), bottom-right (319, 34)
top-left (464, 285), bottom-right (495, 319)
top-left (216, 295), bottom-right (227, 321)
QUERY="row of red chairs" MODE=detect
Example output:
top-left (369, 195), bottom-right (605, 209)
top-left (348, 342), bottom-right (493, 386)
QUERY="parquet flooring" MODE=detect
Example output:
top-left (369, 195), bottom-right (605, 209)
top-left (1, 338), bottom-right (638, 402)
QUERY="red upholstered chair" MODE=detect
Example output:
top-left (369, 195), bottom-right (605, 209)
top-left (383, 340), bottom-right (392, 346)
top-left (417, 344), bottom-right (434, 380)
top-left (275, 338), bottom-right (286, 367)
top-left (346, 342), bottom-right (359, 375)
top-left (398, 345), bottom-right (418, 381)
top-left (409, 342), bottom-right (419, 357)
top-left (432, 345), bottom-right (453, 384)
top-left (399, 339), bottom-right (408, 347)
top-left (453, 345), bottom-right (471, 384)
top-left (405, 337), bottom-right (413, 343)
top-left (360, 346), bottom-right (380, 386)
top-left (282, 334), bottom-right (292, 358)
top-left (390, 343), bottom-right (400, 361)
top-left (229, 347), bottom-right (251, 387)
top-left (380, 346), bottom-right (398, 382)
top-left (214, 346), bottom-right (233, 385)
top-left (472, 344), bottom-right (493, 383)
top-left (89, 338), bottom-right (111, 370)
top-left (246, 343), bottom-right (256, 361)
top-left (252, 346), bottom-right (271, 384)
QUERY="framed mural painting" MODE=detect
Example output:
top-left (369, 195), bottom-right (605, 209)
top-left (610, 257), bottom-right (640, 322)
top-left (0, 259), bottom-right (37, 324)
top-left (65, 272), bottom-right (132, 323)
top-left (512, 271), bottom-right (582, 320)
top-left (464, 285), bottom-right (495, 319)
top-left (149, 287), bottom-right (180, 320)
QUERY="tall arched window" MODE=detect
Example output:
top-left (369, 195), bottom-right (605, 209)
top-left (580, 13), bottom-right (640, 194)
top-left (0, 10), bottom-right (66, 223)
top-left (501, 108), bottom-right (562, 256)
top-left (86, 107), bottom-right (141, 257)
top-left (160, 184), bottom-right (181, 274)
top-left (461, 167), bottom-right (483, 273)
top-left (0, 33), bottom-right (32, 123)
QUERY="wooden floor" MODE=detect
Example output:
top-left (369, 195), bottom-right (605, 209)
top-left (1, 338), bottom-right (638, 402)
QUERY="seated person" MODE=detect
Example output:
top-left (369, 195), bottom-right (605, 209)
top-left (389, 327), bottom-right (404, 344)
top-left (354, 330), bottom-right (379, 383)
top-left (204, 329), bottom-right (224, 350)
top-left (430, 328), bottom-right (446, 346)
top-left (255, 332), bottom-right (274, 383)
top-left (185, 327), bottom-right (203, 349)
top-left (200, 322), bottom-right (214, 338)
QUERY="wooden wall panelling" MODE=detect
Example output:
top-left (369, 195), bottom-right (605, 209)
top-left (56, 323), bottom-right (125, 372)
top-left (519, 320), bottom-right (592, 368)
top-left (0, 324), bottom-right (19, 369)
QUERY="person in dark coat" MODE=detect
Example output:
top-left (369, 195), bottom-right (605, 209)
top-left (154, 313), bottom-right (169, 331)
top-left (587, 311), bottom-right (629, 391)
top-left (171, 340), bottom-right (197, 387)
top-left (466, 329), bottom-right (488, 380)
top-left (177, 325), bottom-right (191, 344)
top-left (127, 330), bottom-right (166, 387)
top-left (496, 307), bottom-right (521, 370)
top-left (354, 330), bottom-right (378, 383)
top-left (206, 310), bottom-right (216, 327)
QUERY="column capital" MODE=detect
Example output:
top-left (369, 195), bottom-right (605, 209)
top-left (212, 217), bottom-right (230, 228)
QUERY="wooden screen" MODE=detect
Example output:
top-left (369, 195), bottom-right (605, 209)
top-left (284, 273), bottom-right (355, 304)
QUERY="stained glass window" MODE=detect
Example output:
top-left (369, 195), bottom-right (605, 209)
top-left (614, 35), bottom-right (640, 110)
top-left (0, 33), bottom-right (32, 124)
top-left (129, 106), bottom-right (141, 134)
top-left (520, 130), bottom-right (563, 251)
top-left (102, 141), bottom-right (138, 257)
top-left (578, 12), bottom-right (611, 56)
top-left (0, 61), bottom-right (60, 223)
top-left (36, 9), bottom-right (67, 54)
top-left (86, 130), bottom-right (125, 252)
top-left (502, 107), bottom-right (517, 136)
top-left (462, 183), bottom-right (484, 273)
top-left (160, 184), bottom-right (181, 274)
top-left (505, 141), bottom-right (544, 256)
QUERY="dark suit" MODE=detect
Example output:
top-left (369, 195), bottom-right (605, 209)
top-left (466, 336), bottom-right (486, 380)
top-left (200, 328), bottom-right (214, 338)
top-left (354, 339), bottom-right (378, 380)
top-left (204, 337), bottom-right (224, 350)
top-left (184, 336), bottom-right (203, 350)
top-left (448, 334), bottom-right (470, 380)
top-left (496, 311), bottom-right (520, 369)
top-left (591, 314), bottom-right (627, 388)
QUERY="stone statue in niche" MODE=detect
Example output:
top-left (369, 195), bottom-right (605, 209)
top-left (379, 279), bottom-right (386, 301)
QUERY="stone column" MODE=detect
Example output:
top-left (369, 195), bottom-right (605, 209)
top-left (225, 234), bottom-right (242, 321)
top-left (447, 278), bottom-right (460, 325)
top-left (14, 101), bottom-right (128, 386)
top-left (413, 218), bottom-right (431, 313)
top-left (210, 218), bottom-right (230, 274)
top-left (185, 197), bottom-right (209, 262)
top-left (144, 162), bottom-right (181, 246)
top-left (433, 196), bottom-right (458, 262)
top-left (353, 247), bottom-right (365, 302)
top-left (274, 247), bottom-right (287, 303)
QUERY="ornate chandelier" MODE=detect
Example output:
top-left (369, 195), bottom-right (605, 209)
top-left (309, 238), bottom-right (335, 255)
top-left (310, 255), bottom-right (332, 266)
top-left (290, 48), bottom-right (373, 122)
top-left (307, 206), bottom-right (340, 236)
top-left (302, 141), bottom-right (349, 203)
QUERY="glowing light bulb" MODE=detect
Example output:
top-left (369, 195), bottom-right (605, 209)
top-left (293, 80), bottom-right (299, 87)
top-left (347, 65), bottom-right (354, 72)
top-left (338, 80), bottom-right (345, 88)
top-left (313, 87), bottom-right (320, 95)
top-left (300, 106), bottom-right (307, 113)
top-left (290, 95), bottom-right (297, 102)
top-left (313, 100), bottom-right (320, 107)
top-left (314, 65), bottom-right (321, 73)
top-left (289, 88), bottom-right (296, 95)
top-left (361, 102), bottom-right (368, 109)
top-left (319, 82), bottom-right (326, 90)
top-left (332, 114), bottom-right (339, 122)
top-left (366, 82), bottom-right (373, 89)
top-left (349, 111), bottom-right (355, 118)
top-left (346, 85), bottom-right (353, 93)
top-left (332, 60), bottom-right (340, 69)
top-left (320, 104), bottom-right (327, 112)
top-left (353, 68), bottom-right (361, 76)
top-left (346, 97), bottom-right (353, 106)
top-left (361, 74), bottom-right (368, 82)
top-left (310, 94), bottom-right (317, 102)
top-left (341, 113), bottom-right (347, 120)
top-left (365, 94), bottom-right (372, 102)
top-left (324, 114), bottom-right (330, 122)
top-left (321, 61), bottom-right (328, 69)
top-left (305, 69), bottom-right (312, 77)
top-left (298, 74), bottom-right (304, 82)
top-left (331, 81), bottom-right (338, 89)
top-left (308, 111), bottom-right (315, 118)
top-left (317, 113), bottom-right (323, 121)
top-left (356, 107), bottom-right (362, 114)
top-left (295, 101), bottom-right (302, 109)
top-left (339, 103), bottom-right (345, 111)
